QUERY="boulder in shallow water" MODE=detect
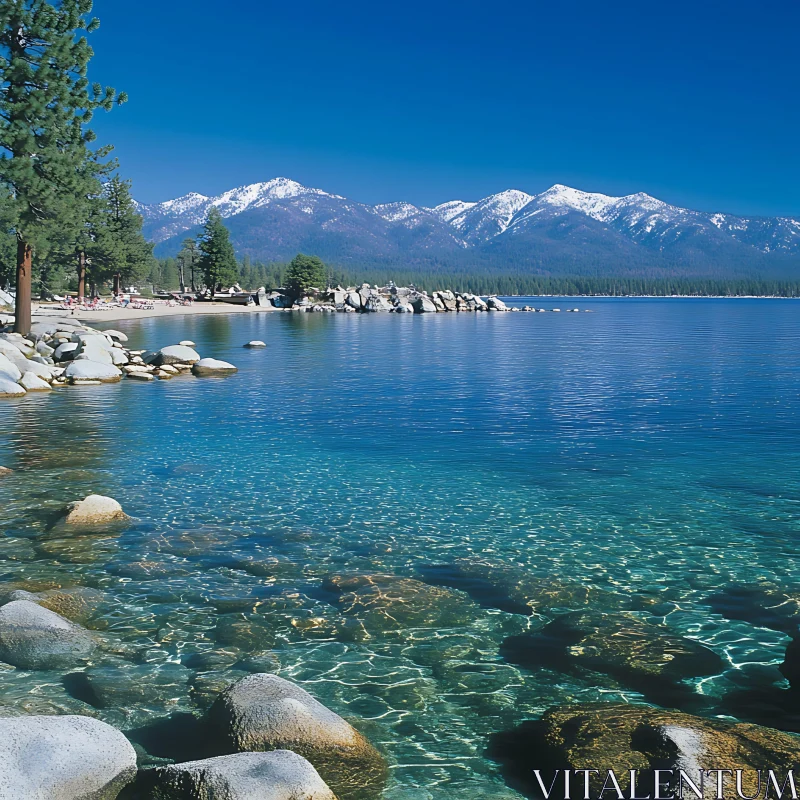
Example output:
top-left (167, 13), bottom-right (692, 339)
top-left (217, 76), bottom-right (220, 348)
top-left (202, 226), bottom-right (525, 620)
top-left (489, 703), bottom-right (800, 800)
top-left (65, 360), bottom-right (122, 383)
top-left (209, 673), bottom-right (387, 800)
top-left (192, 358), bottom-right (238, 376)
top-left (419, 559), bottom-right (602, 616)
top-left (19, 371), bottom-right (51, 392)
top-left (151, 344), bottom-right (201, 366)
top-left (179, 340), bottom-right (196, 347)
top-left (103, 329), bottom-right (128, 343)
top-left (81, 662), bottom-right (191, 709)
top-left (63, 494), bottom-right (128, 525)
top-left (0, 376), bottom-right (25, 397)
top-left (322, 572), bottom-right (474, 635)
top-left (0, 714), bottom-right (137, 799)
top-left (146, 750), bottom-right (337, 800)
top-left (486, 296), bottom-right (508, 310)
top-left (0, 466), bottom-right (12, 477)
top-left (410, 295), bottom-right (437, 313)
top-left (244, 340), bottom-right (266, 348)
top-left (500, 611), bottom-right (724, 705)
top-left (0, 599), bottom-right (96, 669)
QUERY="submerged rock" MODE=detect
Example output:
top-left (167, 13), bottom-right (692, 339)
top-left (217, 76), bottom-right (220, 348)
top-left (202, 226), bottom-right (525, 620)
top-left (501, 611), bottom-right (724, 703)
top-left (489, 703), bottom-right (800, 800)
top-left (419, 560), bottom-right (603, 616)
top-left (322, 572), bottom-right (474, 635)
top-left (244, 340), bottom-right (266, 348)
top-left (0, 599), bottom-right (96, 669)
top-left (0, 714), bottom-right (137, 799)
top-left (13, 586), bottom-right (106, 626)
top-left (146, 750), bottom-right (337, 800)
top-left (209, 673), bottom-right (387, 800)
top-left (708, 583), bottom-right (800, 634)
top-left (63, 494), bottom-right (128, 525)
top-left (0, 466), bottom-right (12, 477)
top-left (193, 358), bottom-right (238, 376)
top-left (80, 662), bottom-right (191, 709)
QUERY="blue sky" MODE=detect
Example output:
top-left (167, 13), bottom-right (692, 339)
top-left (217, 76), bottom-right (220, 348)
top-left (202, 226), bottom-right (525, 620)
top-left (90, 1), bottom-right (799, 215)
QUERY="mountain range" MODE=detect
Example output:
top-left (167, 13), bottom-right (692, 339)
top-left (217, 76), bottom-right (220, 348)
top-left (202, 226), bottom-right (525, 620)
top-left (137, 178), bottom-right (800, 279)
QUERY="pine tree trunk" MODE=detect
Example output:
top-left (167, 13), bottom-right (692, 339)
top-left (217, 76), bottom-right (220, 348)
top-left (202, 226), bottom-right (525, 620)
top-left (13, 239), bottom-right (32, 335)
top-left (77, 250), bottom-right (86, 302)
top-left (113, 272), bottom-right (120, 295)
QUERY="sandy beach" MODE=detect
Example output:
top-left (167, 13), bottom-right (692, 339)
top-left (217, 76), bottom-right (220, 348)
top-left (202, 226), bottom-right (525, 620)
top-left (31, 301), bottom-right (277, 324)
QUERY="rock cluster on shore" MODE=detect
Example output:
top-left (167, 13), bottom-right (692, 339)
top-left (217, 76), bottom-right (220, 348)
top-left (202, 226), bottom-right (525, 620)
top-left (268, 284), bottom-right (518, 313)
top-left (0, 315), bottom-right (239, 399)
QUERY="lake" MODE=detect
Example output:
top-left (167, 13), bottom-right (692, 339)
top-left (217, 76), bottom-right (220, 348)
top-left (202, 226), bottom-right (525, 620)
top-left (1, 297), bottom-right (800, 798)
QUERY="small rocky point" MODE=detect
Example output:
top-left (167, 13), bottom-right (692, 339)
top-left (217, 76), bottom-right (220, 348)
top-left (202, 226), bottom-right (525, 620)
top-left (0, 316), bottom-right (241, 399)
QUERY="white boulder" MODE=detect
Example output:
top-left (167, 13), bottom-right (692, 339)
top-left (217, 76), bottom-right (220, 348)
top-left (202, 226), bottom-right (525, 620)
top-left (192, 358), bottom-right (238, 376)
top-left (0, 354), bottom-right (22, 382)
top-left (147, 751), bottom-right (337, 800)
top-left (19, 372), bottom-right (51, 392)
top-left (244, 341), bottom-right (266, 348)
top-left (65, 361), bottom-right (122, 383)
top-left (63, 494), bottom-right (128, 525)
top-left (0, 715), bottom-right (137, 798)
top-left (0, 377), bottom-right (25, 397)
top-left (152, 344), bottom-right (201, 365)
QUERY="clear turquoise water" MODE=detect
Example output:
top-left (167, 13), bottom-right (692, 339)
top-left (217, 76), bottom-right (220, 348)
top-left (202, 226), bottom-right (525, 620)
top-left (1, 298), bottom-right (800, 797)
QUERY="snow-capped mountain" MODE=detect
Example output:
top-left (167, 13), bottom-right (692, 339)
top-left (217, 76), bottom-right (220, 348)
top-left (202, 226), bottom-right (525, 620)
top-left (138, 178), bottom-right (800, 277)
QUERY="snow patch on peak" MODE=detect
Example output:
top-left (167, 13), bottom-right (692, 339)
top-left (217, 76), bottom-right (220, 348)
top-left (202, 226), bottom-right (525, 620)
top-left (430, 200), bottom-right (478, 224)
top-left (449, 190), bottom-right (534, 238)
top-left (158, 192), bottom-right (211, 216)
top-left (374, 202), bottom-right (424, 222)
top-left (210, 177), bottom-right (339, 216)
top-left (536, 185), bottom-right (620, 220)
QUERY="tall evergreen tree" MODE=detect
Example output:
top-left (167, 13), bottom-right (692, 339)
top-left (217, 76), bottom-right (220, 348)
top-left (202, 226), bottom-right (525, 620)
top-left (197, 208), bottom-right (237, 299)
top-left (0, 0), bottom-right (125, 333)
top-left (177, 236), bottom-right (200, 292)
top-left (89, 176), bottom-right (152, 293)
top-left (285, 253), bottom-right (326, 300)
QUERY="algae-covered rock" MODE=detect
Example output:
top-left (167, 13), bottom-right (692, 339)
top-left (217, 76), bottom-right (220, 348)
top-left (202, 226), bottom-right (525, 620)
top-left (419, 559), bottom-right (607, 616)
top-left (322, 572), bottom-right (474, 635)
top-left (501, 611), bottom-right (724, 702)
top-left (209, 673), bottom-right (387, 800)
top-left (490, 703), bottom-right (800, 799)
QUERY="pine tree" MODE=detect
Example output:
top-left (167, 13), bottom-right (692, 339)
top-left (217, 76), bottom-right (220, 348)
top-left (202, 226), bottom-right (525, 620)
top-left (177, 236), bottom-right (200, 292)
top-left (89, 176), bottom-right (152, 294)
top-left (197, 208), bottom-right (237, 299)
top-left (0, 0), bottom-right (125, 332)
top-left (285, 253), bottom-right (326, 300)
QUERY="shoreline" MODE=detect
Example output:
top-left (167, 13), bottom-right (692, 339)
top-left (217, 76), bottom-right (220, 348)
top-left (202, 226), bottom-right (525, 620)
top-left (31, 302), bottom-right (278, 323)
